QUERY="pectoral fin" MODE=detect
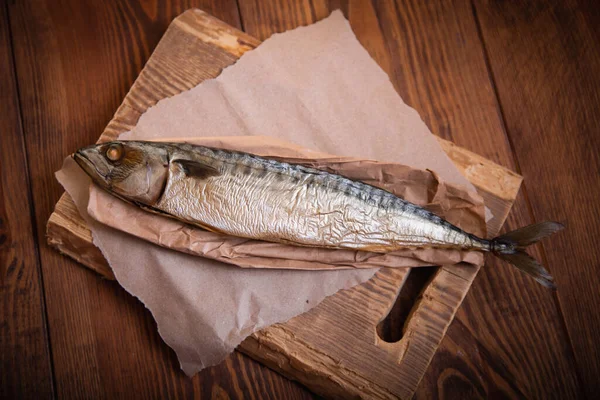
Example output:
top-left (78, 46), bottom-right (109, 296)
top-left (173, 159), bottom-right (220, 179)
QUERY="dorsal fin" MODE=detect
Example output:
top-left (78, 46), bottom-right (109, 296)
top-left (173, 159), bottom-right (220, 179)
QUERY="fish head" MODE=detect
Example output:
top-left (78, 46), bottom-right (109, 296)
top-left (74, 141), bottom-right (169, 205)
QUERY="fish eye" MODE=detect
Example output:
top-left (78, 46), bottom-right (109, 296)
top-left (106, 144), bottom-right (123, 162)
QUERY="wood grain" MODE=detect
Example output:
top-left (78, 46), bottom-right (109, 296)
top-left (8, 1), bottom-right (312, 398)
top-left (365, 0), bottom-right (581, 398)
top-left (237, 1), bottom-right (580, 398)
top-left (40, 6), bottom-right (525, 398)
top-left (43, 5), bottom-right (524, 399)
top-left (8, 0), bottom-right (589, 398)
top-left (0, 4), bottom-right (54, 399)
top-left (475, 0), bottom-right (600, 396)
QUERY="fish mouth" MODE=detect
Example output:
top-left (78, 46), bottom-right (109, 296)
top-left (72, 149), bottom-right (110, 187)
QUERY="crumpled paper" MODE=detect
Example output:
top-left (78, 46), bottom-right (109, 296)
top-left (56, 10), bottom-right (486, 375)
top-left (88, 136), bottom-right (486, 270)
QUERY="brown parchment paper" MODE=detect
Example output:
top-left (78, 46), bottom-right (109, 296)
top-left (88, 136), bottom-right (486, 270)
top-left (55, 11), bottom-right (487, 376)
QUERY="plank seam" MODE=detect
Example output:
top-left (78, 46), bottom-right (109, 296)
top-left (234, 0), bottom-right (246, 32)
top-left (5, 2), bottom-right (57, 398)
top-left (469, 2), bottom-right (586, 397)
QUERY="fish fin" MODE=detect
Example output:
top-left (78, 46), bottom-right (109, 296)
top-left (491, 221), bottom-right (564, 289)
top-left (495, 221), bottom-right (564, 247)
top-left (173, 159), bottom-right (220, 179)
top-left (495, 250), bottom-right (556, 289)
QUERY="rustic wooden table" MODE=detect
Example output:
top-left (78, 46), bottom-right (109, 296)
top-left (1, 1), bottom-right (598, 399)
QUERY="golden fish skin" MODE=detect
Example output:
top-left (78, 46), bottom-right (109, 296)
top-left (158, 146), bottom-right (487, 253)
top-left (73, 140), bottom-right (564, 288)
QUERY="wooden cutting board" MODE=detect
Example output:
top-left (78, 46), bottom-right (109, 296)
top-left (46, 9), bottom-right (522, 399)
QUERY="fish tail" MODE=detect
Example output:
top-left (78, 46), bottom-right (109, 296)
top-left (490, 221), bottom-right (565, 289)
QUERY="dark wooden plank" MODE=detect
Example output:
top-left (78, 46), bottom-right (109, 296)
top-left (45, 10), bottom-right (524, 399)
top-left (241, 0), bottom-right (581, 397)
top-left (8, 0), bottom-right (312, 398)
top-left (368, 1), bottom-right (581, 398)
top-left (43, 5), bottom-right (523, 398)
top-left (474, 0), bottom-right (600, 397)
top-left (0, 3), bottom-right (54, 399)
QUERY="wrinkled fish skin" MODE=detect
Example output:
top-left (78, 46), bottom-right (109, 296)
top-left (75, 141), bottom-right (489, 253)
top-left (74, 140), bottom-right (564, 288)
top-left (160, 144), bottom-right (490, 252)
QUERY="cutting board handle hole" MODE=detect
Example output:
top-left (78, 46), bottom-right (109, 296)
top-left (376, 266), bottom-right (438, 343)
